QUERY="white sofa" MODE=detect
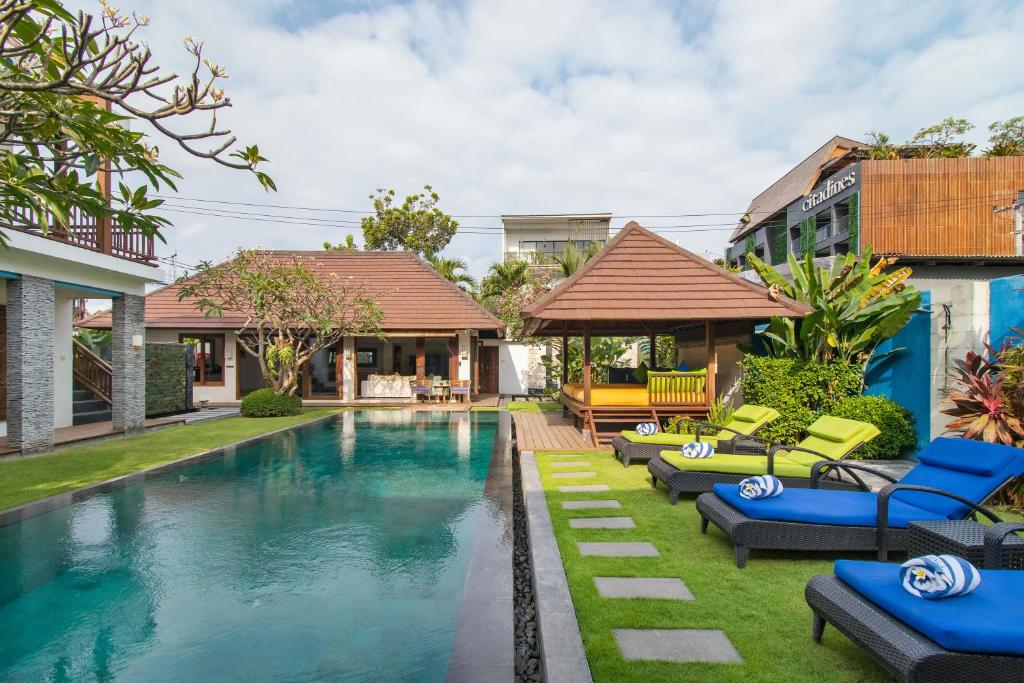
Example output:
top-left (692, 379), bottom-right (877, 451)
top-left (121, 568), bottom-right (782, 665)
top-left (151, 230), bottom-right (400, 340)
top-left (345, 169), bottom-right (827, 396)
top-left (360, 374), bottom-right (415, 399)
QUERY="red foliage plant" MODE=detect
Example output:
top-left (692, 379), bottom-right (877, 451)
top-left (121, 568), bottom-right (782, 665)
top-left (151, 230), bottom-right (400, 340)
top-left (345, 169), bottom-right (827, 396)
top-left (942, 349), bottom-right (1024, 445)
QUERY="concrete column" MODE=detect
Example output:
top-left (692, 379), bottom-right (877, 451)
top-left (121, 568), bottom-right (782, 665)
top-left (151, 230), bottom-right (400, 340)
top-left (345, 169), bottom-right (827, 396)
top-left (457, 331), bottom-right (472, 380)
top-left (341, 336), bottom-right (356, 401)
top-left (111, 294), bottom-right (146, 433)
top-left (7, 275), bottom-right (55, 452)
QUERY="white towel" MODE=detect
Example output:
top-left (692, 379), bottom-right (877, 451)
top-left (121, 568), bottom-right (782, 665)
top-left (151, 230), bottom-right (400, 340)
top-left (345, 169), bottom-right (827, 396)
top-left (900, 555), bottom-right (981, 599)
top-left (680, 442), bottom-right (714, 458)
top-left (738, 474), bottom-right (784, 499)
top-left (635, 422), bottom-right (658, 437)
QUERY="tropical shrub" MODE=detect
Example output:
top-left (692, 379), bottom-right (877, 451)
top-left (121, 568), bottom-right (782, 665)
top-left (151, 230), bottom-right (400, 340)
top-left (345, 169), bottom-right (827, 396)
top-left (666, 397), bottom-right (734, 435)
top-left (739, 355), bottom-right (862, 444)
top-left (831, 395), bottom-right (916, 460)
top-left (746, 248), bottom-right (921, 380)
top-left (541, 337), bottom-right (630, 385)
top-left (240, 388), bottom-right (302, 417)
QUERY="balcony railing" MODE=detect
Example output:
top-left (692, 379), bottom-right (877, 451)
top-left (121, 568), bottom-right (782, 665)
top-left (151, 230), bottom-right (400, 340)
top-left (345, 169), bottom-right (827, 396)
top-left (2, 205), bottom-right (156, 264)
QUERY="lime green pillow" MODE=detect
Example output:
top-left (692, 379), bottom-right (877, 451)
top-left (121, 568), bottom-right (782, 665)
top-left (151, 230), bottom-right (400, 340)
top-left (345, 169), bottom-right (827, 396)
top-left (806, 416), bottom-right (871, 443)
top-left (731, 404), bottom-right (774, 424)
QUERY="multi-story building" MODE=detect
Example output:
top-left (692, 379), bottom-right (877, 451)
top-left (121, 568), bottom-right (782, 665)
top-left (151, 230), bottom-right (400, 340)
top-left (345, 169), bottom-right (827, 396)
top-left (0, 204), bottom-right (162, 453)
top-left (727, 136), bottom-right (1024, 442)
top-left (501, 213), bottom-right (611, 269)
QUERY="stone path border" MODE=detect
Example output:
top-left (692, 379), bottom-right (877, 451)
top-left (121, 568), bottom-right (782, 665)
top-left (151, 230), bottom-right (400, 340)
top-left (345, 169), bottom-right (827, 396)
top-left (0, 411), bottom-right (341, 528)
top-left (519, 450), bottom-right (594, 683)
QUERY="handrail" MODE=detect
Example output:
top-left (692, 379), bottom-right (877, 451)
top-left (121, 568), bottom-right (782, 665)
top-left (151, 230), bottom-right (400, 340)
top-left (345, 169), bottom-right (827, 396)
top-left (72, 340), bottom-right (113, 405)
top-left (2, 205), bottom-right (156, 264)
top-left (647, 371), bottom-right (707, 406)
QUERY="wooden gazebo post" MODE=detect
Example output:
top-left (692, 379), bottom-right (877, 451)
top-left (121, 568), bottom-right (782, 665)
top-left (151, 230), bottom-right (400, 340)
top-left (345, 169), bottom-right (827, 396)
top-left (582, 321), bottom-right (592, 406)
top-left (705, 320), bottom-right (717, 407)
top-left (648, 331), bottom-right (656, 370)
top-left (560, 324), bottom-right (569, 387)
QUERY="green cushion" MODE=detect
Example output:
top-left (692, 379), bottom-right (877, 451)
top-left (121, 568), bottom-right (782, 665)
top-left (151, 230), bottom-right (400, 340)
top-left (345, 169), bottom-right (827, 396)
top-left (620, 430), bottom-right (718, 447)
top-left (806, 415), bottom-right (871, 443)
top-left (730, 404), bottom-right (774, 424)
top-left (659, 450), bottom-right (812, 478)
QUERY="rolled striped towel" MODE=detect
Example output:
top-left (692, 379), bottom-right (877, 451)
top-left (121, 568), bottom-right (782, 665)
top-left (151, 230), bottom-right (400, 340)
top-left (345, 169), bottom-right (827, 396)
top-left (635, 422), bottom-right (658, 436)
top-left (680, 442), bottom-right (714, 459)
top-left (900, 555), bottom-right (981, 600)
top-left (738, 474), bottom-right (784, 499)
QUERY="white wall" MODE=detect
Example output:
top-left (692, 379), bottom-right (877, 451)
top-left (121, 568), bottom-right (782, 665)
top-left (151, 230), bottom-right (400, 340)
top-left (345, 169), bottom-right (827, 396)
top-left (458, 331), bottom-right (472, 380)
top-left (482, 339), bottom-right (547, 395)
top-left (54, 296), bottom-right (74, 428)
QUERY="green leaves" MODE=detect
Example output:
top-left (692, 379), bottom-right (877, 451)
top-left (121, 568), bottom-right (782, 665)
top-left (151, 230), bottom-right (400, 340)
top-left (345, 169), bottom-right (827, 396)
top-left (360, 185), bottom-right (458, 256)
top-left (749, 248), bottom-right (922, 372)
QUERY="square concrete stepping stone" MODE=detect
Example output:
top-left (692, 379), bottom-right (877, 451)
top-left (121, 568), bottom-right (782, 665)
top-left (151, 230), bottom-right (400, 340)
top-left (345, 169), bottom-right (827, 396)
top-left (614, 629), bottom-right (741, 663)
top-left (558, 484), bottom-right (610, 493)
top-left (551, 471), bottom-right (596, 479)
top-left (594, 577), bottom-right (693, 600)
top-left (550, 461), bottom-right (592, 468)
top-left (578, 542), bottom-right (659, 557)
top-left (569, 517), bottom-right (635, 529)
top-left (562, 500), bottom-right (621, 510)
top-left (545, 453), bottom-right (591, 458)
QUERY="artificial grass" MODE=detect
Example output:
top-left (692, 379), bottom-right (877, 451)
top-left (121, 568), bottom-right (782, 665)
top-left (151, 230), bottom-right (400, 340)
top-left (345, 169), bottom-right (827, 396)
top-left (536, 449), bottom-right (889, 682)
top-left (507, 401), bottom-right (561, 412)
top-left (0, 409), bottom-right (339, 512)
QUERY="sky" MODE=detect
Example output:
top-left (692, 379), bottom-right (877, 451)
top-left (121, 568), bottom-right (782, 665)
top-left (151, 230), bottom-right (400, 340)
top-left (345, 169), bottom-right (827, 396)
top-left (69, 0), bottom-right (1024, 281)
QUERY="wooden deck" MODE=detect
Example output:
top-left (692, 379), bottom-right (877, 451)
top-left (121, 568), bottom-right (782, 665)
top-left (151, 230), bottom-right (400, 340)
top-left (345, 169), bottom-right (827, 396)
top-left (511, 411), bottom-right (608, 452)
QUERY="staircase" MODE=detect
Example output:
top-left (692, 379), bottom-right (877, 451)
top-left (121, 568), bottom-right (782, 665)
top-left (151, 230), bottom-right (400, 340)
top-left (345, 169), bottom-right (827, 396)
top-left (583, 407), bottom-right (661, 447)
top-left (72, 340), bottom-right (113, 425)
top-left (73, 383), bottom-right (112, 425)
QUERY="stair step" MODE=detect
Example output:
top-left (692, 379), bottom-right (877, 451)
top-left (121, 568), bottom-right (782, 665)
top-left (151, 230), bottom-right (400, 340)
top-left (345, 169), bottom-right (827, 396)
top-left (73, 410), bottom-right (111, 426)
top-left (74, 399), bottom-right (109, 413)
top-left (73, 389), bottom-right (95, 401)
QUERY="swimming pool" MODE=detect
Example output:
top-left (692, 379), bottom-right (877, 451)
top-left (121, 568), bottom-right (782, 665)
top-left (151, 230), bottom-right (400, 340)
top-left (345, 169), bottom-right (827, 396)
top-left (0, 411), bottom-right (509, 681)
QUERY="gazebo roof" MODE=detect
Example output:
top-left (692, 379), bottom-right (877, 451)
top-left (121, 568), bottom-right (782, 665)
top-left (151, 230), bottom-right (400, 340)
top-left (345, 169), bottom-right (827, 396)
top-left (521, 222), bottom-right (811, 336)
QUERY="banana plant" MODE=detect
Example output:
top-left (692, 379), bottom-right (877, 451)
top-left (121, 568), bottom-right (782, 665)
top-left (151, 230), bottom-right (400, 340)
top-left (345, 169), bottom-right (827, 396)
top-left (747, 248), bottom-right (921, 369)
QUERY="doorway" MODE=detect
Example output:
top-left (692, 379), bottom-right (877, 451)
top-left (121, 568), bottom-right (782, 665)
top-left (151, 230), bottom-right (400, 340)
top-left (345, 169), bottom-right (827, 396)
top-left (479, 346), bottom-right (499, 394)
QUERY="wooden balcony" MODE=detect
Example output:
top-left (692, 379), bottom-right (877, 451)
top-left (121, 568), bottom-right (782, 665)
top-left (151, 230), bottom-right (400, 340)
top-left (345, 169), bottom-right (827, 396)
top-left (3, 206), bottom-right (157, 264)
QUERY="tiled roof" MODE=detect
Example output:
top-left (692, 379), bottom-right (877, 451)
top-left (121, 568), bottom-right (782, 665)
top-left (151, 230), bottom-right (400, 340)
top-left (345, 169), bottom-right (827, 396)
top-left (81, 251), bottom-right (504, 332)
top-left (730, 135), bottom-right (865, 242)
top-left (521, 222), bottom-right (811, 335)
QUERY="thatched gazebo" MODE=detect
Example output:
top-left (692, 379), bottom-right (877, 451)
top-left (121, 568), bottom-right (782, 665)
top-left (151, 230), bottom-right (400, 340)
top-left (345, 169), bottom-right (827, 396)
top-left (520, 222), bottom-right (810, 445)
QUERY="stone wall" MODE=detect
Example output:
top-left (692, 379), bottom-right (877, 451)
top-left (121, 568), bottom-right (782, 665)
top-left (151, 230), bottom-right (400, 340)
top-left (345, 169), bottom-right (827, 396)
top-left (145, 342), bottom-right (190, 417)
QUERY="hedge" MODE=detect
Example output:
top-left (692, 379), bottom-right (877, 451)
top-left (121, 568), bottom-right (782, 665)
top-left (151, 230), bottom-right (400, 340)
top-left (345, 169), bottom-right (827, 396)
top-left (240, 388), bottom-right (302, 417)
top-left (831, 395), bottom-right (916, 460)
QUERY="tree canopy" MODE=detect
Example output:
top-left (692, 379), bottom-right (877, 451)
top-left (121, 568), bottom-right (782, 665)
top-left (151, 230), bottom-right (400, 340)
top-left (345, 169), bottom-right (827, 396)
top-left (360, 185), bottom-right (458, 256)
top-left (178, 250), bottom-right (383, 395)
top-left (426, 254), bottom-right (476, 292)
top-left (0, 0), bottom-right (274, 246)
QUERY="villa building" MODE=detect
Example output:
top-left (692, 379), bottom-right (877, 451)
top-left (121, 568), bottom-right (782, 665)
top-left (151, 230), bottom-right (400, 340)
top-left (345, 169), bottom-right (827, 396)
top-left (0, 208), bottom-right (160, 453)
top-left (82, 251), bottom-right (504, 405)
top-left (727, 137), bottom-right (1024, 440)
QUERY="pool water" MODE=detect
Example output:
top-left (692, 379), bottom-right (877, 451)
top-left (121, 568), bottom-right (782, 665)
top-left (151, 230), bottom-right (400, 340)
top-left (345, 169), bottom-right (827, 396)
top-left (0, 411), bottom-right (499, 681)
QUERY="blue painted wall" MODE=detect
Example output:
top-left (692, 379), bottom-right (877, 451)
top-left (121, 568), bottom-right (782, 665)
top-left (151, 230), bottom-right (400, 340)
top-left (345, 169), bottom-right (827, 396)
top-left (989, 274), bottom-right (1024, 349)
top-left (865, 291), bottom-right (932, 455)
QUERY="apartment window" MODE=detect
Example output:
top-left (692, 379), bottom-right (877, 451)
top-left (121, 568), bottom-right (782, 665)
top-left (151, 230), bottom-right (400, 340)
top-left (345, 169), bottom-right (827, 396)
top-left (181, 334), bottom-right (225, 385)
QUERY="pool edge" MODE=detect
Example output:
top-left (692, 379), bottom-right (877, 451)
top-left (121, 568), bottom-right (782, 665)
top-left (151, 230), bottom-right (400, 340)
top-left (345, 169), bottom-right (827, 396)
top-left (446, 411), bottom-right (515, 682)
top-left (0, 412), bottom-right (341, 528)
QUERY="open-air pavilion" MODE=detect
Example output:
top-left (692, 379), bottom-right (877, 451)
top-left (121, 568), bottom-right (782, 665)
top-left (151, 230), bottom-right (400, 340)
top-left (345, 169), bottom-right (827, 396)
top-left (520, 221), bottom-right (811, 446)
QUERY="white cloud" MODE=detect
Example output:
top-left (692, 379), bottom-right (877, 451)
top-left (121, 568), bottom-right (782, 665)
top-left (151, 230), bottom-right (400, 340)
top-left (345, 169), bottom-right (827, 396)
top-left (66, 0), bottom-right (1024, 279)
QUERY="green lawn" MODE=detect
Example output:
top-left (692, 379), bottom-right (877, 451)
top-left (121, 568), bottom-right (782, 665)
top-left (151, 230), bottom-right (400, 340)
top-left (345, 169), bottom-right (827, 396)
top-left (536, 449), bottom-right (890, 682)
top-left (0, 409), bottom-right (339, 512)
top-left (507, 400), bottom-right (561, 412)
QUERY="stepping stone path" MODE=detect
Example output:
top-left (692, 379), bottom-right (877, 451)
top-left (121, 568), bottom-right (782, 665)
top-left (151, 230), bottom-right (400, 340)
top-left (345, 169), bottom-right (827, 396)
top-left (569, 517), bottom-right (635, 529)
top-left (550, 461), bottom-right (592, 468)
top-left (594, 577), bottom-right (693, 600)
top-left (614, 629), bottom-right (742, 663)
top-left (578, 542), bottom-right (659, 557)
top-left (559, 484), bottom-right (609, 493)
top-left (551, 471), bottom-right (596, 479)
top-left (545, 453), bottom-right (591, 458)
top-left (562, 500), bottom-right (621, 510)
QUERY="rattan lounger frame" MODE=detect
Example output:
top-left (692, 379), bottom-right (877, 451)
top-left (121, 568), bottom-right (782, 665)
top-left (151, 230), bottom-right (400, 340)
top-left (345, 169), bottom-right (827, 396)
top-left (696, 462), bottom-right (1009, 568)
top-left (611, 419), bottom-right (768, 467)
top-left (804, 522), bottom-right (1024, 682)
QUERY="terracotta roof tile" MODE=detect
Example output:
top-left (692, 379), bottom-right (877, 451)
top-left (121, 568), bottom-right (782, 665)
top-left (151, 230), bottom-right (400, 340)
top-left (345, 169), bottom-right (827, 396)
top-left (81, 251), bottom-right (504, 332)
top-left (521, 222), bottom-right (811, 335)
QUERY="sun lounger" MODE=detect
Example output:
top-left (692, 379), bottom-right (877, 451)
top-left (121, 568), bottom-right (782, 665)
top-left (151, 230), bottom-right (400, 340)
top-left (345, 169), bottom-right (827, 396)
top-left (610, 404), bottom-right (779, 467)
top-left (696, 438), bottom-right (1024, 567)
top-left (648, 416), bottom-right (878, 503)
top-left (805, 522), bottom-right (1024, 682)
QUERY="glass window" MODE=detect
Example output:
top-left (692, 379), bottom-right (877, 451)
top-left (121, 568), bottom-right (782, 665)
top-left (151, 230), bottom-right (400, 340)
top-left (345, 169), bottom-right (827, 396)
top-left (357, 349), bottom-right (377, 367)
top-left (180, 334), bottom-right (225, 385)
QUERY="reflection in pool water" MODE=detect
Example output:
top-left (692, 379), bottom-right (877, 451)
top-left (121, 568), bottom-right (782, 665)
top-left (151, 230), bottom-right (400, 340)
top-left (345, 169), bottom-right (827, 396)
top-left (0, 411), bottom-right (497, 681)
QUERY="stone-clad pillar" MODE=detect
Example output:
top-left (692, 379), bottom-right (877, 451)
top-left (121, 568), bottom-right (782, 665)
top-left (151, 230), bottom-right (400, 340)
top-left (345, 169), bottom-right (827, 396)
top-left (111, 294), bottom-right (146, 433)
top-left (7, 275), bottom-right (55, 452)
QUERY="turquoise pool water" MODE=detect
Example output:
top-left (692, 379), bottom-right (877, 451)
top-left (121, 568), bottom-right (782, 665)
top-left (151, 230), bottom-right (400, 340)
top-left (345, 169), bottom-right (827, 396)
top-left (0, 411), bottom-right (499, 681)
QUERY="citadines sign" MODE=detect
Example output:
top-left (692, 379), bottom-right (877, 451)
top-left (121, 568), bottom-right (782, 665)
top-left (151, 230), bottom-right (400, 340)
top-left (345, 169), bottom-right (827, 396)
top-left (802, 170), bottom-right (857, 211)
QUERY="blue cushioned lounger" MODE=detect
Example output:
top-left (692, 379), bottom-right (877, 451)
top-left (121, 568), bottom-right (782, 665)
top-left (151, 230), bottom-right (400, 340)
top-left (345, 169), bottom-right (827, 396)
top-left (695, 438), bottom-right (1024, 567)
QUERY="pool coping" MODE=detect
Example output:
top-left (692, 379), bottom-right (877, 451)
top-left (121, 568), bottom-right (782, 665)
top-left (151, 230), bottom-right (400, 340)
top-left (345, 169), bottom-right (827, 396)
top-left (0, 411), bottom-right (341, 528)
top-left (446, 410), bottom-right (515, 682)
top-left (520, 449), bottom-right (594, 683)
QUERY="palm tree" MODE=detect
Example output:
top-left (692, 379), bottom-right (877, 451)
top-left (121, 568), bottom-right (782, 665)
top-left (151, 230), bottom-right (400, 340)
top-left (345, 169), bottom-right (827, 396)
top-left (426, 254), bottom-right (477, 292)
top-left (481, 259), bottom-right (532, 300)
top-left (553, 241), bottom-right (601, 278)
